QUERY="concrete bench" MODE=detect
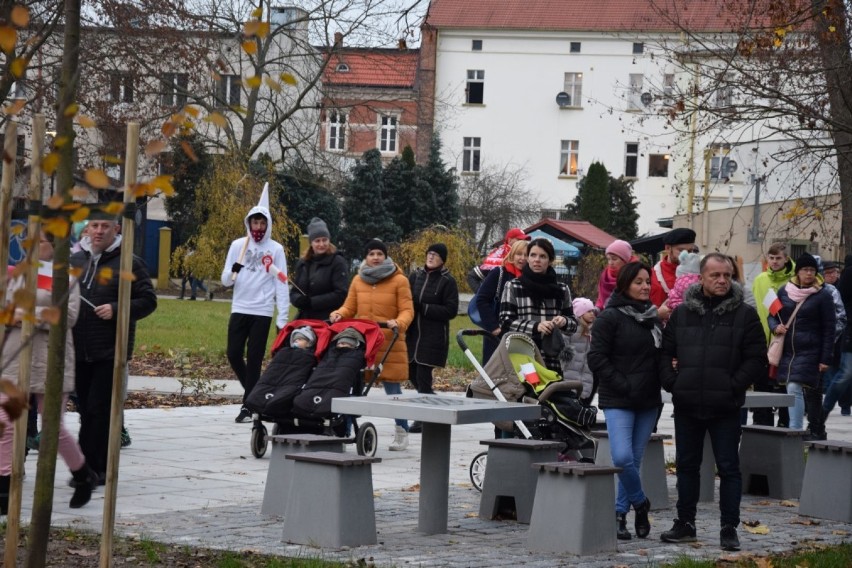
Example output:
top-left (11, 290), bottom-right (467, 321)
top-left (739, 425), bottom-right (807, 499)
top-left (261, 434), bottom-right (352, 517)
top-left (527, 462), bottom-right (622, 555)
top-left (478, 438), bottom-right (564, 523)
top-left (591, 431), bottom-right (670, 510)
top-left (799, 440), bottom-right (852, 523)
top-left (281, 451), bottom-right (381, 548)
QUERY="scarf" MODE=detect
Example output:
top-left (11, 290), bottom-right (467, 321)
top-left (617, 302), bottom-right (663, 348)
top-left (504, 263), bottom-right (522, 278)
top-left (597, 267), bottom-right (617, 309)
top-left (359, 257), bottom-right (397, 284)
top-left (519, 264), bottom-right (563, 303)
top-left (785, 280), bottom-right (820, 303)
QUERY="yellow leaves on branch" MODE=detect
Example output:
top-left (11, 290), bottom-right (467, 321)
top-left (10, 57), bottom-right (27, 78)
top-left (102, 202), bottom-right (125, 216)
top-left (45, 194), bottom-right (64, 209)
top-left (77, 115), bottom-right (96, 128)
top-left (0, 26), bottom-right (17, 53)
top-left (120, 270), bottom-right (137, 282)
top-left (180, 140), bottom-right (198, 162)
top-left (96, 267), bottom-right (113, 285)
top-left (244, 20), bottom-right (270, 39)
top-left (280, 73), bottom-right (297, 86)
top-left (40, 306), bottom-right (61, 325)
top-left (205, 112), bottom-right (228, 128)
top-left (85, 168), bottom-right (110, 189)
top-left (70, 207), bottom-right (90, 222)
top-left (145, 139), bottom-right (168, 156)
top-left (42, 152), bottom-right (60, 175)
top-left (3, 99), bottom-right (25, 115)
top-left (43, 217), bottom-right (69, 238)
top-left (11, 6), bottom-right (30, 28)
top-left (242, 40), bottom-right (257, 55)
top-left (244, 75), bottom-right (262, 89)
top-left (63, 102), bottom-right (79, 117)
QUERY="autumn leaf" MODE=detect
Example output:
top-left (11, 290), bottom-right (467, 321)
top-left (70, 207), bottom-right (90, 222)
top-left (10, 57), bottom-right (28, 78)
top-left (779, 500), bottom-right (797, 508)
top-left (264, 76), bottom-right (282, 92)
top-left (256, 22), bottom-right (270, 38)
top-left (102, 154), bottom-right (123, 165)
top-left (180, 140), bottom-right (198, 162)
top-left (85, 169), bottom-right (110, 189)
top-left (71, 187), bottom-right (89, 199)
top-left (69, 266), bottom-right (83, 278)
top-left (161, 120), bottom-right (177, 138)
top-left (102, 202), bottom-right (124, 216)
top-left (829, 25), bottom-right (836, 33)
top-left (13, 288), bottom-right (35, 311)
top-left (120, 270), bottom-right (137, 282)
top-left (11, 6), bottom-right (30, 27)
top-left (150, 175), bottom-right (175, 196)
top-left (45, 194), bottom-right (64, 209)
top-left (77, 115), bottom-right (96, 128)
top-left (53, 135), bottom-right (69, 148)
top-left (11, 224), bottom-right (25, 236)
top-left (63, 102), bottom-right (79, 117)
top-left (42, 152), bottom-right (60, 175)
top-left (244, 75), bottom-right (262, 89)
top-left (280, 73), bottom-right (297, 86)
top-left (43, 217), bottom-right (69, 238)
top-left (205, 112), bottom-right (227, 128)
top-left (40, 306), bottom-right (61, 325)
top-left (744, 524), bottom-right (770, 534)
top-left (144, 139), bottom-right (168, 156)
top-left (96, 267), bottom-right (113, 285)
top-left (754, 557), bottom-right (774, 568)
top-left (183, 105), bottom-right (199, 118)
top-left (244, 21), bottom-right (260, 37)
top-left (3, 99), bottom-right (25, 115)
top-left (251, 7), bottom-right (263, 18)
top-left (131, 182), bottom-right (150, 198)
top-left (241, 40), bottom-right (257, 55)
top-left (0, 26), bottom-right (17, 54)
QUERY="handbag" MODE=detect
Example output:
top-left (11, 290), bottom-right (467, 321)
top-left (467, 269), bottom-right (503, 330)
top-left (767, 300), bottom-right (804, 366)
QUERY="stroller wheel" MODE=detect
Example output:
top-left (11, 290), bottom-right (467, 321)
top-left (469, 451), bottom-right (488, 492)
top-left (356, 422), bottom-right (378, 457)
top-left (250, 424), bottom-right (268, 458)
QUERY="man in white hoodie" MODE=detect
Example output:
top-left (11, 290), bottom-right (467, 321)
top-left (221, 196), bottom-right (290, 423)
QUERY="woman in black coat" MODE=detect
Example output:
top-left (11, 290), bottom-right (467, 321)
top-left (289, 218), bottom-right (349, 321)
top-left (588, 261), bottom-right (662, 541)
top-left (477, 240), bottom-right (528, 364)
top-left (407, 244), bottom-right (460, 395)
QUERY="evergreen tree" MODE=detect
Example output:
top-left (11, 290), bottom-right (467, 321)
top-left (383, 147), bottom-right (419, 237)
top-left (164, 133), bottom-right (212, 246)
top-left (420, 136), bottom-right (459, 227)
top-left (576, 162), bottom-right (611, 230)
top-left (277, 165), bottom-right (342, 256)
top-left (608, 176), bottom-right (640, 240)
top-left (340, 149), bottom-right (401, 259)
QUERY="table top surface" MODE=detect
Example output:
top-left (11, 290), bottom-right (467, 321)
top-left (331, 394), bottom-right (541, 425)
top-left (661, 390), bottom-right (794, 408)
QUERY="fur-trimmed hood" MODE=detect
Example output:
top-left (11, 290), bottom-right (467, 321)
top-left (682, 281), bottom-right (745, 315)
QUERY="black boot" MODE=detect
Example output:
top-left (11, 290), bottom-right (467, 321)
top-left (69, 464), bottom-right (97, 509)
top-left (634, 498), bottom-right (651, 538)
top-left (0, 474), bottom-right (9, 515)
top-left (616, 512), bottom-right (632, 540)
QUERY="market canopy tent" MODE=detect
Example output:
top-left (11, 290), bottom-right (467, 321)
top-left (526, 230), bottom-right (581, 259)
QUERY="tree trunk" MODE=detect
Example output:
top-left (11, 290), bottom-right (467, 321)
top-left (26, 0), bottom-right (80, 565)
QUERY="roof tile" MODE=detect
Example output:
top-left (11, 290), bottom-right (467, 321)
top-left (324, 50), bottom-right (419, 88)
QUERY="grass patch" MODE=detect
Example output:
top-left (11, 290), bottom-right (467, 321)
top-left (660, 542), bottom-right (852, 567)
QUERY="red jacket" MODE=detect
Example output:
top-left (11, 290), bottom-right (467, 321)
top-left (650, 257), bottom-right (677, 307)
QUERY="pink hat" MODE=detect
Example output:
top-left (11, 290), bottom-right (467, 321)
top-left (605, 239), bottom-right (633, 263)
top-left (572, 298), bottom-right (596, 318)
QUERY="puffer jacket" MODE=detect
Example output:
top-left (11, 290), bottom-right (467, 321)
top-left (407, 266), bottom-right (459, 367)
top-left (561, 326), bottom-right (595, 401)
top-left (769, 281), bottom-right (835, 387)
top-left (70, 238), bottom-right (158, 362)
top-left (331, 265), bottom-right (414, 382)
top-left (661, 283), bottom-right (766, 418)
top-left (289, 252), bottom-right (350, 320)
top-left (1, 274), bottom-right (80, 393)
top-left (587, 292), bottom-right (662, 410)
top-left (752, 259), bottom-right (796, 341)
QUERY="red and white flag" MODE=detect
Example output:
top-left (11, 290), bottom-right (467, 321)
top-left (6, 263), bottom-right (52, 292)
top-left (762, 288), bottom-right (782, 316)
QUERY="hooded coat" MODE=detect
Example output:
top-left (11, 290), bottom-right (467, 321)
top-left (289, 251), bottom-right (349, 321)
top-left (661, 283), bottom-right (765, 417)
top-left (407, 265), bottom-right (459, 367)
top-left (220, 205), bottom-right (290, 329)
top-left (752, 258), bottom-right (796, 341)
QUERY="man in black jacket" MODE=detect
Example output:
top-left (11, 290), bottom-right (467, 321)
top-left (71, 213), bottom-right (158, 483)
top-left (659, 253), bottom-right (766, 552)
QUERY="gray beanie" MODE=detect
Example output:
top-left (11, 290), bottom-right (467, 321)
top-left (333, 327), bottom-right (365, 348)
top-left (290, 326), bottom-right (316, 348)
top-left (307, 217), bottom-right (330, 242)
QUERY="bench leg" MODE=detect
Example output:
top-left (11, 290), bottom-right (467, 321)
top-left (419, 422), bottom-right (451, 534)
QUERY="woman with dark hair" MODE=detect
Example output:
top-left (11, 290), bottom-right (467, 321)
top-left (499, 237), bottom-right (578, 374)
top-left (588, 261), bottom-right (662, 541)
top-left (289, 218), bottom-right (350, 321)
top-left (476, 240), bottom-right (528, 364)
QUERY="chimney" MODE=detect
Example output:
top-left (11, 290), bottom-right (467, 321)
top-left (334, 32), bottom-right (343, 47)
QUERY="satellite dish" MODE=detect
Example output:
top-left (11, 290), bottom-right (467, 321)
top-left (727, 160), bottom-right (738, 174)
top-left (555, 92), bottom-right (571, 107)
top-left (640, 92), bottom-right (653, 106)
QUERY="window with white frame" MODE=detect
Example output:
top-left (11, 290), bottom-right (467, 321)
top-left (217, 74), bottom-right (240, 107)
top-left (628, 74), bottom-right (644, 110)
top-left (559, 140), bottom-right (579, 176)
top-left (379, 115), bottom-right (398, 153)
top-left (708, 143), bottom-right (732, 179)
top-left (462, 137), bottom-right (481, 172)
top-left (327, 111), bottom-right (347, 151)
top-left (625, 143), bottom-right (639, 177)
top-left (466, 70), bottom-right (485, 104)
top-left (648, 154), bottom-right (669, 177)
top-left (563, 72), bottom-right (583, 107)
top-left (109, 73), bottom-right (134, 103)
top-left (663, 73), bottom-right (675, 105)
top-left (162, 73), bottom-right (189, 107)
top-left (715, 73), bottom-right (733, 108)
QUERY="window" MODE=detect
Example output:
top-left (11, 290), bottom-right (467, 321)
top-left (335, 63), bottom-right (350, 72)
top-left (109, 73), bottom-right (134, 103)
top-left (715, 73), bottom-right (733, 108)
top-left (663, 73), bottom-right (675, 105)
top-left (472, 39), bottom-right (483, 51)
top-left (708, 143), bottom-right (732, 179)
top-left (632, 42), bottom-right (644, 54)
top-left (162, 73), bottom-right (188, 107)
top-left (569, 42), bottom-right (581, 53)
top-left (327, 111), bottom-right (346, 151)
top-left (625, 143), bottom-right (639, 178)
top-left (462, 137), bottom-right (481, 172)
top-left (562, 72), bottom-right (583, 107)
top-left (379, 115), bottom-right (397, 153)
top-left (628, 73), bottom-right (643, 110)
top-left (559, 140), bottom-right (579, 176)
top-left (465, 70), bottom-right (485, 104)
top-left (217, 74), bottom-right (240, 107)
top-left (648, 154), bottom-right (669, 177)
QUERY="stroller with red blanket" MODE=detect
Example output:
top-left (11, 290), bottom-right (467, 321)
top-left (245, 318), bottom-right (393, 458)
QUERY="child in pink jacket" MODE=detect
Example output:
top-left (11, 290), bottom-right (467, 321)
top-left (666, 250), bottom-right (701, 311)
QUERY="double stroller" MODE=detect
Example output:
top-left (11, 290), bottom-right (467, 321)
top-left (245, 318), bottom-right (393, 458)
top-left (459, 331), bottom-right (598, 490)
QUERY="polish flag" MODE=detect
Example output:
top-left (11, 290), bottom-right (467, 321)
top-left (519, 362), bottom-right (540, 386)
top-left (762, 288), bottom-right (782, 316)
top-left (7, 263), bottom-right (53, 291)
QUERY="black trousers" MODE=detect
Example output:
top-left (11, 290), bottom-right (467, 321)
top-left (408, 361), bottom-right (435, 394)
top-left (751, 374), bottom-right (789, 427)
top-left (75, 359), bottom-right (119, 475)
top-left (227, 313), bottom-right (272, 404)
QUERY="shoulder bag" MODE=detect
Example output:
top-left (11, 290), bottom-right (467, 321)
top-left (467, 269), bottom-right (504, 329)
top-left (767, 300), bottom-right (804, 367)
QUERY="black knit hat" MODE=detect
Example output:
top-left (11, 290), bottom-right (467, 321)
top-left (663, 228), bottom-right (697, 246)
top-left (307, 217), bottom-right (330, 242)
top-left (427, 243), bottom-right (448, 264)
top-left (795, 252), bottom-right (818, 273)
top-left (364, 238), bottom-right (388, 257)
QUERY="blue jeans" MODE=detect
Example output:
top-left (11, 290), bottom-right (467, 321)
top-left (824, 352), bottom-right (852, 413)
top-left (603, 407), bottom-right (657, 514)
top-left (786, 382), bottom-right (806, 429)
top-left (382, 382), bottom-right (409, 431)
top-left (673, 411), bottom-right (742, 527)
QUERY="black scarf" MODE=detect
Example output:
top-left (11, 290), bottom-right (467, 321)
top-left (519, 264), bottom-right (563, 303)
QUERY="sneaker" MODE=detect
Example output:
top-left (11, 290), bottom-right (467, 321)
top-left (235, 407), bottom-right (251, 423)
top-left (661, 519), bottom-right (697, 543)
top-left (409, 421), bottom-right (423, 434)
top-left (720, 525), bottom-right (740, 551)
top-left (841, 407), bottom-right (851, 416)
top-left (388, 425), bottom-right (409, 451)
top-left (120, 426), bottom-right (132, 448)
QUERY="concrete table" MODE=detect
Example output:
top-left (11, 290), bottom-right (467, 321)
top-left (332, 394), bottom-right (540, 534)
top-left (662, 391), bottom-right (794, 501)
